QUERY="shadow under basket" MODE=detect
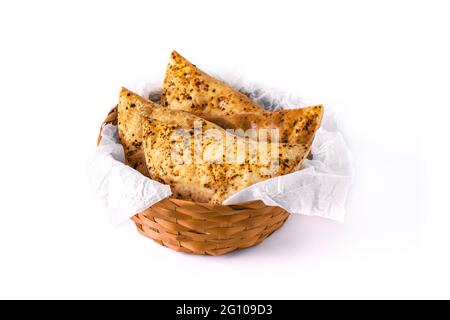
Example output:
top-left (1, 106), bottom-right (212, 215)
top-left (98, 107), bottom-right (290, 256)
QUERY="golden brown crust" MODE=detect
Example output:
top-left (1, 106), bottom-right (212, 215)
top-left (142, 112), bottom-right (310, 204)
top-left (161, 51), bottom-right (261, 115)
top-left (222, 105), bottom-right (323, 145)
top-left (117, 87), bottom-right (158, 176)
top-left (162, 51), bottom-right (323, 145)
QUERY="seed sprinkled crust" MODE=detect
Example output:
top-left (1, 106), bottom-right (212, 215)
top-left (117, 87), bottom-right (160, 176)
top-left (161, 51), bottom-right (323, 145)
top-left (142, 109), bottom-right (310, 204)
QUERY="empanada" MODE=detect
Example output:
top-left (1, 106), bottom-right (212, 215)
top-left (117, 87), bottom-right (158, 176)
top-left (142, 110), bottom-right (310, 204)
top-left (161, 51), bottom-right (323, 145)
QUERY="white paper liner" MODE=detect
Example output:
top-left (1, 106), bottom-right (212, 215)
top-left (88, 124), bottom-right (172, 225)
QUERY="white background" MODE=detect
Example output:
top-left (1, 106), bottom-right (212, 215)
top-left (0, 0), bottom-right (449, 299)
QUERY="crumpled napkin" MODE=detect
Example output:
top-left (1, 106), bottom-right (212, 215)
top-left (89, 80), bottom-right (354, 225)
top-left (88, 124), bottom-right (172, 225)
top-left (223, 128), bottom-right (354, 222)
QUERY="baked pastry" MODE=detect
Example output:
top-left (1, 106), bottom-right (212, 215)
top-left (142, 109), bottom-right (311, 204)
top-left (117, 87), bottom-right (157, 176)
top-left (161, 51), bottom-right (323, 145)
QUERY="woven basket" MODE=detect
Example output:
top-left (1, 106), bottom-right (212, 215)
top-left (98, 107), bottom-right (289, 256)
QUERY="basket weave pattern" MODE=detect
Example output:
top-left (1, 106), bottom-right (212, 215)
top-left (99, 108), bottom-right (289, 255)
